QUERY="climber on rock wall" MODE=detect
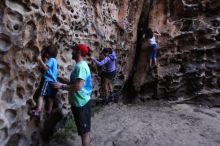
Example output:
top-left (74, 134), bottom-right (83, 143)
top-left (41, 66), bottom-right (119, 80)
top-left (29, 45), bottom-right (58, 117)
top-left (91, 47), bottom-right (117, 104)
top-left (143, 28), bottom-right (161, 68)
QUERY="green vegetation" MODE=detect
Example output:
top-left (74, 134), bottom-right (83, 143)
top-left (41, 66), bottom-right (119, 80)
top-left (51, 106), bottom-right (102, 144)
top-left (91, 105), bottom-right (102, 117)
top-left (52, 118), bottom-right (77, 144)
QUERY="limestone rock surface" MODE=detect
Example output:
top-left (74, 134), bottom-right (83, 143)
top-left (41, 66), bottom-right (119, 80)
top-left (0, 0), bottom-right (220, 145)
top-left (0, 0), bottom-right (143, 145)
top-left (133, 0), bottom-right (220, 105)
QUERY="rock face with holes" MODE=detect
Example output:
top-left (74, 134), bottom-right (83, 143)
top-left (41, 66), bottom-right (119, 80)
top-left (0, 0), bottom-right (144, 145)
top-left (0, 0), bottom-right (220, 145)
top-left (133, 0), bottom-right (220, 105)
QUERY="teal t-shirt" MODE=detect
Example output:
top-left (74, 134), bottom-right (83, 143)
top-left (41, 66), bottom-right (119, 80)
top-left (69, 61), bottom-right (92, 107)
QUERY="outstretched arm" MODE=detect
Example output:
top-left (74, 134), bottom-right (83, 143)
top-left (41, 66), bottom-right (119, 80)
top-left (154, 32), bottom-right (161, 36)
top-left (36, 56), bottom-right (48, 71)
top-left (52, 78), bottom-right (84, 92)
top-left (91, 56), bottom-right (110, 66)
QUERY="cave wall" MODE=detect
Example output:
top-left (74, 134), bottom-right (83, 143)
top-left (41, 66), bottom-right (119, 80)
top-left (0, 0), bottom-right (144, 145)
top-left (133, 0), bottom-right (220, 104)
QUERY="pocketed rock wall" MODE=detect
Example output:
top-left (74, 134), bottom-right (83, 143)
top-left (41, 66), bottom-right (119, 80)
top-left (1, 0), bottom-right (220, 145)
top-left (133, 0), bottom-right (220, 105)
top-left (0, 0), bottom-right (144, 145)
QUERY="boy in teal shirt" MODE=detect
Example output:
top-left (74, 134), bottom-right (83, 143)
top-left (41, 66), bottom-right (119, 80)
top-left (53, 44), bottom-right (92, 146)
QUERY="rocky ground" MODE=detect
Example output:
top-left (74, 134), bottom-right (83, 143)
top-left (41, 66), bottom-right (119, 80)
top-left (46, 101), bottom-right (220, 146)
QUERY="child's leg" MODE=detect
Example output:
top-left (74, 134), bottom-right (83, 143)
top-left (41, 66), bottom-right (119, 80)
top-left (103, 78), bottom-right (110, 104)
top-left (154, 49), bottom-right (158, 66)
top-left (104, 78), bottom-right (109, 94)
top-left (105, 79), bottom-right (111, 93)
top-left (109, 81), bottom-right (113, 93)
top-left (108, 80), bottom-right (114, 102)
top-left (108, 80), bottom-right (113, 93)
top-left (47, 97), bottom-right (54, 113)
top-left (154, 58), bottom-right (158, 66)
top-left (36, 96), bottom-right (44, 112)
top-left (150, 51), bottom-right (154, 67)
top-left (149, 59), bottom-right (153, 67)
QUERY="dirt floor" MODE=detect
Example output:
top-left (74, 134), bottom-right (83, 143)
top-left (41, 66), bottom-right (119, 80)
top-left (47, 101), bottom-right (220, 146)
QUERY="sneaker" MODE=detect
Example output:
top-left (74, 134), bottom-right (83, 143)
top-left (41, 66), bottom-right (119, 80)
top-left (28, 109), bottom-right (35, 116)
top-left (46, 110), bottom-right (52, 117)
top-left (108, 93), bottom-right (119, 103)
top-left (148, 66), bottom-right (153, 72)
top-left (100, 93), bottom-right (110, 105)
top-left (113, 98), bottom-right (119, 103)
top-left (108, 94), bottom-right (113, 102)
top-left (28, 110), bottom-right (41, 117)
top-left (103, 98), bottom-right (109, 105)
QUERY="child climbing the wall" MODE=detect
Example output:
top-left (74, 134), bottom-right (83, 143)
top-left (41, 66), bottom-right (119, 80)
top-left (143, 28), bottom-right (161, 68)
top-left (29, 45), bottom-right (58, 117)
top-left (32, 48), bottom-right (47, 106)
top-left (91, 47), bottom-right (116, 103)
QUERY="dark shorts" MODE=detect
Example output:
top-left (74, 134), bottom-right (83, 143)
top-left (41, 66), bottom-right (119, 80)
top-left (103, 70), bottom-right (116, 80)
top-left (38, 80), bottom-right (57, 97)
top-left (71, 101), bottom-right (91, 135)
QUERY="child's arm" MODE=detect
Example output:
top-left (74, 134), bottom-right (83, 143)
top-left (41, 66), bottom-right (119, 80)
top-left (58, 76), bottom-right (69, 84)
top-left (154, 30), bottom-right (161, 36)
top-left (36, 56), bottom-right (48, 71)
top-left (52, 78), bottom-right (84, 92)
top-left (91, 56), bottom-right (110, 66)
